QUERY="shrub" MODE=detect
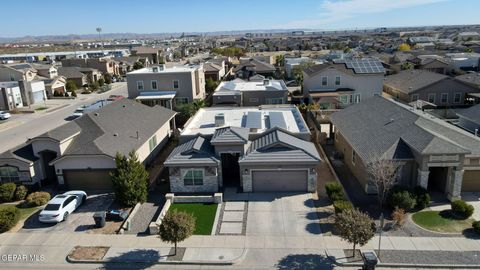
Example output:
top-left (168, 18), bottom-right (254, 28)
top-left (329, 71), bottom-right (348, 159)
top-left (333, 200), bottom-right (353, 214)
top-left (64, 92), bottom-right (69, 97)
top-left (26, 192), bottom-right (51, 207)
top-left (53, 90), bottom-right (62, 97)
top-left (325, 182), bottom-right (343, 197)
top-left (388, 189), bottom-right (416, 211)
top-left (0, 183), bottom-right (17, 202)
top-left (451, 200), bottom-right (474, 219)
top-left (413, 186), bottom-right (430, 210)
top-left (71, 89), bottom-right (77, 97)
top-left (330, 191), bottom-right (346, 202)
top-left (391, 207), bottom-right (407, 227)
top-left (0, 206), bottom-right (20, 233)
top-left (14, 185), bottom-right (28, 201)
top-left (472, 221), bottom-right (480, 234)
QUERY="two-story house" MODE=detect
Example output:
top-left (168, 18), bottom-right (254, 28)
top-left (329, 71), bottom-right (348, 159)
top-left (0, 64), bottom-right (46, 106)
top-left (302, 59), bottom-right (385, 109)
top-left (32, 63), bottom-right (67, 96)
top-left (127, 64), bottom-right (206, 109)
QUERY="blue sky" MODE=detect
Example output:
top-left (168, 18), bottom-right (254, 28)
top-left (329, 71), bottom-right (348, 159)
top-left (2, 0), bottom-right (479, 37)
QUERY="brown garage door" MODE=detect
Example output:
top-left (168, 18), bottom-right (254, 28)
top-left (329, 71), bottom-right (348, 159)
top-left (462, 170), bottom-right (480, 192)
top-left (63, 169), bottom-right (113, 190)
top-left (252, 170), bottom-right (308, 192)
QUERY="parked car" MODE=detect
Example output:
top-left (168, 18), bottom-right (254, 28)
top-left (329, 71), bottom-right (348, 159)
top-left (39, 191), bottom-right (87, 223)
top-left (0, 111), bottom-right (11, 120)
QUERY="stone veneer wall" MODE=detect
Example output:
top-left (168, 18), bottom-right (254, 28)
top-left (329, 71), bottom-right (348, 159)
top-left (169, 166), bottom-right (219, 193)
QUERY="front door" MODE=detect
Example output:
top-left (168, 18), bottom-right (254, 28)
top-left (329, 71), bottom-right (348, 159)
top-left (41, 151), bottom-right (57, 185)
top-left (221, 153), bottom-right (240, 187)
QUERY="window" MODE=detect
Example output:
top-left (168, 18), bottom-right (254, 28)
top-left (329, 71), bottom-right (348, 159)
top-left (440, 93), bottom-right (448, 104)
top-left (427, 93), bottom-right (436, 103)
top-left (173, 80), bottom-right (179, 89)
top-left (9, 74), bottom-right (15, 81)
top-left (321, 76), bottom-right (328, 86)
top-left (136, 81), bottom-right (144, 91)
top-left (148, 135), bottom-right (157, 152)
top-left (183, 170), bottom-right (203, 186)
top-left (354, 94), bottom-right (361, 103)
top-left (0, 166), bottom-right (19, 182)
top-left (349, 94), bottom-right (353, 104)
top-left (335, 76), bottom-right (341, 86)
top-left (339, 95), bottom-right (348, 104)
top-left (151, 80), bottom-right (157, 90)
top-left (249, 97), bottom-right (259, 103)
top-left (175, 97), bottom-right (189, 105)
top-left (411, 94), bottom-right (419, 102)
top-left (454, 93), bottom-right (462, 103)
top-left (266, 98), bottom-right (284, 104)
top-left (352, 150), bottom-right (356, 165)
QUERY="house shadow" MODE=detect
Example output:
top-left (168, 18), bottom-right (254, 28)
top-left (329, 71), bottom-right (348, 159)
top-left (99, 248), bottom-right (165, 270)
top-left (276, 253), bottom-right (336, 270)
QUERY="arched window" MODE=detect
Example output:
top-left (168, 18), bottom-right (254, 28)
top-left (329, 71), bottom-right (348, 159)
top-left (0, 166), bottom-right (19, 183)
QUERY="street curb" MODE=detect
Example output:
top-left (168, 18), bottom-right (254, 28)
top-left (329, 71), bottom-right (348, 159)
top-left (66, 248), bottom-right (247, 265)
top-left (327, 250), bottom-right (480, 269)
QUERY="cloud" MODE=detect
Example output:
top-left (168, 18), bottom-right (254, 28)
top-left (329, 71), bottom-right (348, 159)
top-left (278, 0), bottom-right (449, 29)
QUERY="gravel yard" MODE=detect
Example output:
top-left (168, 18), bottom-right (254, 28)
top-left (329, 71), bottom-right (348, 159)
top-left (379, 250), bottom-right (480, 265)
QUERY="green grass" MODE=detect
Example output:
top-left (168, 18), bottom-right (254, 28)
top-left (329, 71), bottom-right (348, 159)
top-left (168, 203), bottom-right (218, 235)
top-left (0, 203), bottom-right (40, 220)
top-left (412, 210), bottom-right (473, 233)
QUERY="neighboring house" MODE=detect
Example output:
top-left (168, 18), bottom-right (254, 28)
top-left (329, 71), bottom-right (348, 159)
top-left (212, 79), bottom-right (288, 106)
top-left (57, 67), bottom-right (89, 88)
top-left (455, 73), bottom-right (480, 89)
top-left (164, 105), bottom-right (320, 193)
top-left (38, 76), bottom-right (67, 96)
top-left (113, 56), bottom-right (151, 76)
top-left (235, 58), bottom-right (276, 79)
top-left (61, 57), bottom-right (120, 75)
top-left (330, 96), bottom-right (480, 199)
top-left (131, 47), bottom-right (163, 64)
top-left (417, 58), bottom-right (452, 75)
top-left (445, 53), bottom-right (480, 72)
top-left (383, 69), bottom-right (480, 107)
top-left (203, 62), bottom-right (225, 81)
top-left (458, 32), bottom-right (480, 41)
top-left (285, 57), bottom-right (322, 79)
top-left (127, 64), bottom-right (206, 109)
top-left (0, 99), bottom-right (176, 189)
top-left (302, 59), bottom-right (385, 109)
top-left (0, 81), bottom-right (23, 110)
top-left (0, 64), bottom-right (46, 105)
top-left (456, 104), bottom-right (480, 135)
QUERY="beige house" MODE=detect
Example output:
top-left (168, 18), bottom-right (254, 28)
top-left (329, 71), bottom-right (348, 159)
top-left (127, 64), bottom-right (205, 109)
top-left (0, 64), bottom-right (47, 105)
top-left (0, 99), bottom-right (176, 190)
top-left (61, 57), bottom-right (120, 75)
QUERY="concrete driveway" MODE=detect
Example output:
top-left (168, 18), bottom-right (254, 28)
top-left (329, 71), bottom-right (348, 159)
top-left (20, 193), bottom-right (115, 233)
top-left (246, 192), bottom-right (321, 236)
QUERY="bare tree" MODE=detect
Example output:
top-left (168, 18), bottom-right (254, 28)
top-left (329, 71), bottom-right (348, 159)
top-left (367, 156), bottom-right (400, 209)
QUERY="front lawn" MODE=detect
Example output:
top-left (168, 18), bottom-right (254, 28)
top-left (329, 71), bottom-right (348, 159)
top-left (168, 203), bottom-right (218, 235)
top-left (412, 210), bottom-right (473, 233)
top-left (0, 203), bottom-right (39, 220)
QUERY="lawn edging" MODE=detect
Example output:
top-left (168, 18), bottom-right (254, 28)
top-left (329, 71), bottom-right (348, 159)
top-left (66, 246), bottom-right (247, 266)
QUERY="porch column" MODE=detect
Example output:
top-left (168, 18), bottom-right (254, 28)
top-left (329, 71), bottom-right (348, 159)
top-left (447, 169), bottom-right (464, 201)
top-left (417, 169), bottom-right (429, 189)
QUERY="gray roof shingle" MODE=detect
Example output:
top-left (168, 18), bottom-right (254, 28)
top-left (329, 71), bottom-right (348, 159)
top-left (164, 136), bottom-right (218, 166)
top-left (456, 104), bottom-right (480, 125)
top-left (383, 69), bottom-right (447, 94)
top-left (211, 126), bottom-right (249, 144)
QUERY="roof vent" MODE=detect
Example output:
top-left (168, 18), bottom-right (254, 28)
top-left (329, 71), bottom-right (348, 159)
top-left (159, 64), bottom-right (166, 71)
top-left (94, 113), bottom-right (99, 116)
top-left (263, 79), bottom-right (270, 86)
top-left (113, 133), bottom-right (118, 137)
top-left (215, 113), bottom-right (225, 127)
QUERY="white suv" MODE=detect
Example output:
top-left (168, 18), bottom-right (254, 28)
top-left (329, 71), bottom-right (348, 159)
top-left (0, 111), bottom-right (11, 120)
top-left (38, 191), bottom-right (87, 223)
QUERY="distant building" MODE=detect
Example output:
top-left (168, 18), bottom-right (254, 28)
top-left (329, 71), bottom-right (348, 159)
top-left (212, 79), bottom-right (288, 106)
top-left (234, 58), bottom-right (276, 80)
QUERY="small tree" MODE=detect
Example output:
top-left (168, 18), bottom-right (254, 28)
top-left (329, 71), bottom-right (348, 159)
top-left (71, 89), bottom-right (77, 97)
top-left (110, 151), bottom-right (149, 206)
top-left (89, 81), bottom-right (100, 91)
top-left (401, 62), bottom-right (415, 70)
top-left (66, 80), bottom-right (77, 91)
top-left (397, 43), bottom-right (411, 51)
top-left (98, 78), bottom-right (105, 87)
top-left (205, 77), bottom-right (219, 93)
top-left (367, 156), bottom-right (400, 210)
top-left (104, 73), bottom-right (113, 84)
top-left (159, 210), bottom-right (195, 255)
top-left (335, 208), bottom-right (375, 257)
top-left (133, 61), bottom-right (144, 70)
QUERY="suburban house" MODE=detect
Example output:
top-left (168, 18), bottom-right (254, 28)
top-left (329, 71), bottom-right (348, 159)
top-left (57, 67), bottom-right (101, 88)
top-left (302, 58), bottom-right (385, 109)
top-left (126, 64), bottom-right (206, 109)
top-left (212, 79), bottom-right (288, 106)
top-left (61, 57), bottom-right (120, 76)
top-left (285, 57), bottom-right (322, 79)
top-left (32, 63), bottom-right (67, 96)
top-left (0, 81), bottom-right (23, 110)
top-left (164, 105), bottom-right (321, 193)
top-left (203, 61), bottom-right (225, 81)
top-left (0, 64), bottom-right (46, 106)
top-left (330, 96), bottom-right (480, 200)
top-left (113, 56), bottom-right (151, 76)
top-left (383, 69), bottom-right (480, 107)
top-left (456, 104), bottom-right (480, 135)
top-left (235, 58), bottom-right (276, 79)
top-left (0, 99), bottom-right (176, 190)
top-left (131, 46), bottom-right (163, 64)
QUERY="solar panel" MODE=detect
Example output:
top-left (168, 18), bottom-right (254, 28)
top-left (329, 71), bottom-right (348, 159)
top-left (344, 58), bottom-right (385, 74)
top-left (245, 111), bottom-right (262, 129)
top-left (268, 112), bottom-right (287, 129)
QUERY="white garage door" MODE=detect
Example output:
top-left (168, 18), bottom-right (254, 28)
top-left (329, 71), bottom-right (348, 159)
top-left (32, 91), bottom-right (45, 103)
top-left (252, 170), bottom-right (308, 192)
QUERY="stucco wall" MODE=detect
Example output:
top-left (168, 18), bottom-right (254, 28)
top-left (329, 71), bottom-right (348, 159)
top-left (136, 120), bottom-right (172, 163)
top-left (32, 139), bottom-right (61, 157)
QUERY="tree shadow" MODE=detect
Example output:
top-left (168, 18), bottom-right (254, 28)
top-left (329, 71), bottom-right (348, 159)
top-left (276, 253), bottom-right (336, 270)
top-left (305, 222), bottom-right (322, 235)
top-left (99, 248), bottom-right (166, 270)
top-left (462, 228), bottom-right (480, 239)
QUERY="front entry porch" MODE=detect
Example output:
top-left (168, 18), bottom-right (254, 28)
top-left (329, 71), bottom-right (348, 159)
top-left (417, 165), bottom-right (464, 201)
